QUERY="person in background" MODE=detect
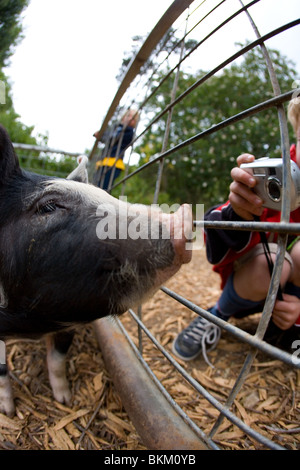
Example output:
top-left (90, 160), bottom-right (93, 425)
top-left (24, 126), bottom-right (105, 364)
top-left (173, 98), bottom-right (300, 363)
top-left (93, 109), bottom-right (139, 190)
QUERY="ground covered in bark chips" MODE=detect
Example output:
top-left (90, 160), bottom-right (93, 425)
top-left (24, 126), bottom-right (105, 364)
top-left (0, 250), bottom-right (299, 450)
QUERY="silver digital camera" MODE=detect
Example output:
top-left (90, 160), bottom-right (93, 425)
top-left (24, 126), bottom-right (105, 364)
top-left (240, 157), bottom-right (300, 211)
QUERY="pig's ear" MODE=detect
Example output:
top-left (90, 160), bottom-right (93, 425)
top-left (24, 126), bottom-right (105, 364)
top-left (0, 125), bottom-right (20, 184)
top-left (67, 155), bottom-right (89, 183)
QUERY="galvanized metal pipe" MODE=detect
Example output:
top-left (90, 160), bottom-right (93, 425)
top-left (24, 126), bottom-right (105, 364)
top-left (126, 309), bottom-right (285, 450)
top-left (89, 0), bottom-right (195, 161)
top-left (13, 143), bottom-right (81, 157)
top-left (161, 286), bottom-right (299, 369)
top-left (93, 317), bottom-right (208, 450)
top-left (114, 89), bottom-right (296, 186)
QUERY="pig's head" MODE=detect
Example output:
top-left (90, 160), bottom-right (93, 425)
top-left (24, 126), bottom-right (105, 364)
top-left (0, 125), bottom-right (192, 337)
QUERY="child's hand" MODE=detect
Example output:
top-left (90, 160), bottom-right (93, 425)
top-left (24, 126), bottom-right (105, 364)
top-left (229, 153), bottom-right (264, 220)
top-left (272, 293), bottom-right (300, 330)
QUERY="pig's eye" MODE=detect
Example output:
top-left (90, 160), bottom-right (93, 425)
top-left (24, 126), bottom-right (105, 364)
top-left (37, 200), bottom-right (57, 215)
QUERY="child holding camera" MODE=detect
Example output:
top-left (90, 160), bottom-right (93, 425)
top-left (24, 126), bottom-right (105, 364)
top-left (173, 98), bottom-right (300, 362)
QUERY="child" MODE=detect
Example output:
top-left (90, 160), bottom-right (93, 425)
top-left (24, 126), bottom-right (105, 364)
top-left (173, 98), bottom-right (300, 362)
top-left (94, 109), bottom-right (139, 190)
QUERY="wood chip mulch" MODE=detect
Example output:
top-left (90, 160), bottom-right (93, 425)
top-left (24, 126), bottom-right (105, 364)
top-left (0, 249), bottom-right (299, 450)
top-left (1, 327), bottom-right (146, 450)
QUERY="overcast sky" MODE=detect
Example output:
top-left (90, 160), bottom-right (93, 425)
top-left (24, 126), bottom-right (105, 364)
top-left (4, 0), bottom-right (300, 154)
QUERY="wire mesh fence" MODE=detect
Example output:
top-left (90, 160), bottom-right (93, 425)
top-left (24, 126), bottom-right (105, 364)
top-left (90, 0), bottom-right (300, 450)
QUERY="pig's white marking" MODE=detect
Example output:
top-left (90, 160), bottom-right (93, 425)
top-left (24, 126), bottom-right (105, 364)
top-left (45, 180), bottom-right (172, 240)
top-left (45, 179), bottom-right (118, 208)
top-left (46, 339), bottom-right (71, 405)
top-left (44, 180), bottom-right (158, 225)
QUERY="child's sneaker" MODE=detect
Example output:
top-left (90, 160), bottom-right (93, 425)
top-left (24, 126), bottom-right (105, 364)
top-left (172, 312), bottom-right (221, 365)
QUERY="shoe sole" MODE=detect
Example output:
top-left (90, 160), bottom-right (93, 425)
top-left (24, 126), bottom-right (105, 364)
top-left (171, 339), bottom-right (201, 361)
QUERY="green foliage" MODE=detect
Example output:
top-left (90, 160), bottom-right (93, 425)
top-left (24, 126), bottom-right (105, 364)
top-left (19, 152), bottom-right (77, 178)
top-left (129, 45), bottom-right (299, 207)
top-left (112, 163), bottom-right (173, 205)
top-left (0, 0), bottom-right (30, 68)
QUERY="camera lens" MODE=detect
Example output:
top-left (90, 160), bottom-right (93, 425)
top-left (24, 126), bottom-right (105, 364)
top-left (267, 177), bottom-right (281, 202)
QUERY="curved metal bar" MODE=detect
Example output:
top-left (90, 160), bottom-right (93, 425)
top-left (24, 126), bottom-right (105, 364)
top-left (161, 286), bottom-right (299, 369)
top-left (110, 18), bottom-right (300, 185)
top-left (112, 89), bottom-right (295, 187)
top-left (126, 309), bottom-right (285, 450)
top-left (89, 0), bottom-right (195, 161)
top-left (136, 0), bottom-right (256, 116)
top-left (93, 317), bottom-right (209, 450)
top-left (206, 3), bottom-right (293, 438)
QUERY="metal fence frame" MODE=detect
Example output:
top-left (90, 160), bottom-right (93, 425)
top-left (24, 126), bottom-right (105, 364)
top-left (14, 143), bottom-right (81, 178)
top-left (92, 0), bottom-right (300, 450)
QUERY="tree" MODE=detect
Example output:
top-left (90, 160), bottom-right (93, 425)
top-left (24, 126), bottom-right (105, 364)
top-left (116, 28), bottom-right (198, 82)
top-left (132, 45), bottom-right (299, 207)
top-left (0, 0), bottom-right (30, 68)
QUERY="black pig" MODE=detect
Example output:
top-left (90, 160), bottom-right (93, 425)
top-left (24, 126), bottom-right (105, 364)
top-left (0, 125), bottom-right (192, 415)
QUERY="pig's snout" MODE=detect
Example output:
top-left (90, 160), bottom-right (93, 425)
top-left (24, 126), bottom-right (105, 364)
top-left (163, 204), bottom-right (193, 265)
